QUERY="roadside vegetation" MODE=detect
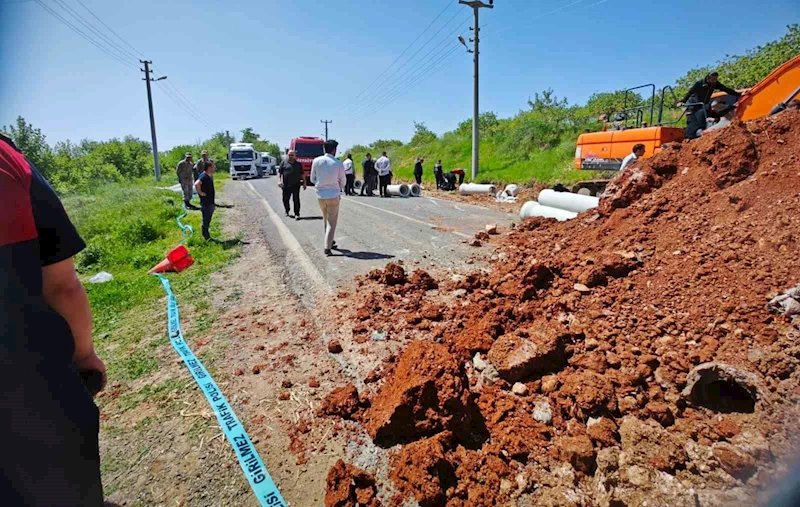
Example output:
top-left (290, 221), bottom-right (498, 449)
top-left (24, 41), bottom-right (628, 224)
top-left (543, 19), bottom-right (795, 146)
top-left (348, 24), bottom-right (799, 186)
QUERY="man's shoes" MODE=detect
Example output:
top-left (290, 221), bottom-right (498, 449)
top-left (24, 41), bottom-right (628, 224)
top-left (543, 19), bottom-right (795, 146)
top-left (331, 241), bottom-right (337, 249)
top-left (324, 249), bottom-right (332, 256)
top-left (187, 204), bottom-right (200, 210)
top-left (295, 214), bottom-right (301, 220)
top-left (285, 212), bottom-right (291, 217)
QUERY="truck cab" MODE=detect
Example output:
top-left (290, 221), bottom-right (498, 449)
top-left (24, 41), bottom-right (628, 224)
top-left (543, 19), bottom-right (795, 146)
top-left (289, 137), bottom-right (325, 185)
top-left (229, 143), bottom-right (262, 180)
top-left (260, 152), bottom-right (277, 176)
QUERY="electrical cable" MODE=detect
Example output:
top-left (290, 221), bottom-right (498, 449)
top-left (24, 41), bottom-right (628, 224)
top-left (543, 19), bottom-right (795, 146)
top-left (335, 0), bottom-right (455, 113)
top-left (32, 0), bottom-right (138, 70)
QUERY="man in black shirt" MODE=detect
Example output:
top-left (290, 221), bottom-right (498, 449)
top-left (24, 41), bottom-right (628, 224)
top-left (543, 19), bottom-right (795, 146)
top-left (360, 152), bottom-right (376, 196)
top-left (1, 133), bottom-right (105, 505)
top-left (678, 72), bottom-right (741, 139)
top-left (434, 160), bottom-right (444, 189)
top-left (413, 157), bottom-right (424, 185)
top-left (278, 150), bottom-right (306, 218)
top-left (194, 160), bottom-right (217, 240)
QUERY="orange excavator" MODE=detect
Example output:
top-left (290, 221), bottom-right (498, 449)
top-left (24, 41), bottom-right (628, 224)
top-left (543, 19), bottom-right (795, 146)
top-left (570, 55), bottom-right (800, 195)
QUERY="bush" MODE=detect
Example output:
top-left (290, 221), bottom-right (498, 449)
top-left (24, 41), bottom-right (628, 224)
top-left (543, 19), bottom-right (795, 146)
top-left (119, 219), bottom-right (164, 246)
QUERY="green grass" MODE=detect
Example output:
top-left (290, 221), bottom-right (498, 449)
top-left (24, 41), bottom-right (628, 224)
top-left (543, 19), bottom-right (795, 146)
top-left (62, 176), bottom-right (240, 392)
top-left (348, 137), bottom-right (595, 187)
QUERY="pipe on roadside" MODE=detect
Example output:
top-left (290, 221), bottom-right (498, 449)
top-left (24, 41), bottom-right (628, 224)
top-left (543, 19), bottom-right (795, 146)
top-left (519, 201), bottom-right (578, 221)
top-left (354, 180), bottom-right (363, 191)
top-left (387, 184), bottom-right (411, 197)
top-left (538, 188), bottom-right (599, 213)
top-left (409, 184), bottom-right (422, 197)
top-left (505, 184), bottom-right (519, 197)
top-left (459, 183), bottom-right (497, 195)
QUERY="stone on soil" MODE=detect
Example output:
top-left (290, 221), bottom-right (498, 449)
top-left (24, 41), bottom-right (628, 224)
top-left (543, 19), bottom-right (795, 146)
top-left (486, 325), bottom-right (566, 382)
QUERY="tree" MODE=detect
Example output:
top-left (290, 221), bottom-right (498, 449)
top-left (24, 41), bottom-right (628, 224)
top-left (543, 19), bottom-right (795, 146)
top-left (2, 116), bottom-right (54, 175)
top-left (410, 121), bottom-right (437, 146)
top-left (240, 127), bottom-right (260, 144)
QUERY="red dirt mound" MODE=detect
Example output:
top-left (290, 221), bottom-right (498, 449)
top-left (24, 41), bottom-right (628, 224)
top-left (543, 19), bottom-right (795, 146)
top-left (319, 384), bottom-right (361, 419)
top-left (327, 109), bottom-right (800, 505)
top-left (324, 459), bottom-right (381, 507)
top-left (362, 341), bottom-right (472, 446)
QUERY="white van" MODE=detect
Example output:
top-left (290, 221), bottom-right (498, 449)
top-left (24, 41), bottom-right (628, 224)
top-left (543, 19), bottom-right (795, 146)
top-left (229, 143), bottom-right (262, 180)
top-left (260, 152), bottom-right (277, 176)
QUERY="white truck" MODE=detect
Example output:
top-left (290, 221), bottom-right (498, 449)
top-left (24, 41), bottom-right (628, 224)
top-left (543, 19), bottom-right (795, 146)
top-left (228, 143), bottom-right (262, 180)
top-left (260, 152), bottom-right (278, 176)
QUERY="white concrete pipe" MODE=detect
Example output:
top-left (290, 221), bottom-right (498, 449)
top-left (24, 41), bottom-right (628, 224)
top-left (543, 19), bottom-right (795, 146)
top-left (537, 188), bottom-right (599, 213)
top-left (409, 184), bottom-right (422, 197)
top-left (519, 201), bottom-right (578, 221)
top-left (387, 184), bottom-right (411, 197)
top-left (459, 183), bottom-right (497, 195)
top-left (354, 180), bottom-right (363, 191)
top-left (505, 184), bottom-right (519, 197)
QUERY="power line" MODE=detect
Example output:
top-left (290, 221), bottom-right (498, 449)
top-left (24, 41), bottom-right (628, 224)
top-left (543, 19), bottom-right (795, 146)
top-left (488, 0), bottom-right (591, 37)
top-left (336, 0), bottom-right (454, 113)
top-left (47, 0), bottom-right (218, 130)
top-left (32, 0), bottom-right (138, 70)
top-left (50, 0), bottom-right (139, 61)
top-left (353, 8), bottom-right (468, 113)
top-left (350, 13), bottom-right (472, 117)
top-left (352, 20), bottom-right (473, 119)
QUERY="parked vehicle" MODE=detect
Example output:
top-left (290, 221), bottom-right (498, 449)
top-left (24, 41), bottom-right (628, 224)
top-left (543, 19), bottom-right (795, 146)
top-left (229, 143), bottom-right (262, 180)
top-left (289, 136), bottom-right (325, 185)
top-left (260, 152), bottom-right (277, 176)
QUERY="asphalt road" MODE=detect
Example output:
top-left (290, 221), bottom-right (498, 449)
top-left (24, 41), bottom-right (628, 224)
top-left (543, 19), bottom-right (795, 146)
top-left (230, 175), bottom-right (516, 291)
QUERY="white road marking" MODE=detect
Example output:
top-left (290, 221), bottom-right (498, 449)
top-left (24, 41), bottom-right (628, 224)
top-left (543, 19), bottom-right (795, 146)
top-left (246, 182), bottom-right (332, 294)
top-left (342, 196), bottom-right (472, 239)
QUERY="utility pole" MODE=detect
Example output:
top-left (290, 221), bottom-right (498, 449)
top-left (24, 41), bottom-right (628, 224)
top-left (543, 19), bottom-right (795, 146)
top-left (320, 119), bottom-right (332, 141)
top-left (140, 60), bottom-right (167, 181)
top-left (458, 1), bottom-right (493, 182)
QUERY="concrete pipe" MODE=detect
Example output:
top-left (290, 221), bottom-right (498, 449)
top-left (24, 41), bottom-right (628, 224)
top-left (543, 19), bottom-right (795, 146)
top-left (387, 184), bottom-right (411, 197)
top-left (459, 183), bottom-right (497, 195)
top-left (505, 184), bottom-right (519, 197)
top-left (519, 201), bottom-right (578, 222)
top-left (354, 180), bottom-right (363, 191)
top-left (538, 188), bottom-right (599, 213)
top-left (409, 183), bottom-right (422, 197)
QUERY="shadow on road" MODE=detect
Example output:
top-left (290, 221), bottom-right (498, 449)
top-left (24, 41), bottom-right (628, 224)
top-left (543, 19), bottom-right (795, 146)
top-left (297, 216), bottom-right (323, 221)
top-left (332, 248), bottom-right (394, 261)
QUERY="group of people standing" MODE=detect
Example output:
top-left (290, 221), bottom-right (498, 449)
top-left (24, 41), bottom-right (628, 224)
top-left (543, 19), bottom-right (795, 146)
top-left (176, 150), bottom-right (217, 241)
top-left (358, 151), bottom-right (394, 197)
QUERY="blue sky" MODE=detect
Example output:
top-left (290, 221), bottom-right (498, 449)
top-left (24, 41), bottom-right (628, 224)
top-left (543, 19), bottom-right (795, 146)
top-left (1, 0), bottom-right (797, 152)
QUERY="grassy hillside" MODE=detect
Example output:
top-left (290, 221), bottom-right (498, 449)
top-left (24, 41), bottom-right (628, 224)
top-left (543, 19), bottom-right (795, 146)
top-left (345, 24), bottom-right (799, 187)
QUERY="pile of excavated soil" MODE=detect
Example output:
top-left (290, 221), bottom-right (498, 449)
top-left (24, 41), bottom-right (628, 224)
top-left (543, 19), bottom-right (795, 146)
top-left (324, 110), bottom-right (800, 506)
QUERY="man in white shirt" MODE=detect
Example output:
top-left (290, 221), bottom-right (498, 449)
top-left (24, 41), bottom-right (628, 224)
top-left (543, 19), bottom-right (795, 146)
top-left (375, 151), bottom-right (392, 198)
top-left (343, 154), bottom-right (355, 196)
top-left (310, 140), bottom-right (346, 256)
top-left (620, 144), bottom-right (646, 171)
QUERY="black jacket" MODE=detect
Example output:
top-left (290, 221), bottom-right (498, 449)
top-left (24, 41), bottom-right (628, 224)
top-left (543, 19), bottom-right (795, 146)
top-left (682, 76), bottom-right (740, 107)
top-left (362, 159), bottom-right (376, 177)
top-left (413, 161), bottom-right (423, 175)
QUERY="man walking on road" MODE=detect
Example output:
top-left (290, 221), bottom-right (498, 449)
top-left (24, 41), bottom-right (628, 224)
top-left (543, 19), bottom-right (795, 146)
top-left (413, 157), bottom-right (424, 185)
top-left (194, 160), bottom-right (217, 241)
top-left (360, 153), bottom-right (376, 196)
top-left (310, 140), bottom-right (346, 256)
top-left (343, 154), bottom-right (356, 196)
top-left (1, 133), bottom-right (106, 506)
top-left (177, 152), bottom-right (199, 210)
top-left (278, 150), bottom-right (306, 219)
top-left (376, 151), bottom-right (392, 198)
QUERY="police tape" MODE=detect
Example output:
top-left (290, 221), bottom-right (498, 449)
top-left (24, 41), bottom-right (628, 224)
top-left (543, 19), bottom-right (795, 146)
top-left (154, 273), bottom-right (287, 506)
top-left (176, 207), bottom-right (194, 243)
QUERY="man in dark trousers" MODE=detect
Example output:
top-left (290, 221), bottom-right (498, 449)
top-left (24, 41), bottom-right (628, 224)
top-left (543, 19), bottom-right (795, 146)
top-left (413, 157), bottom-right (424, 185)
top-left (677, 71), bottom-right (741, 139)
top-left (1, 133), bottom-right (106, 506)
top-left (194, 160), bottom-right (217, 240)
top-left (278, 150), bottom-right (306, 219)
top-left (434, 159), bottom-right (444, 189)
top-left (360, 152), bottom-right (376, 196)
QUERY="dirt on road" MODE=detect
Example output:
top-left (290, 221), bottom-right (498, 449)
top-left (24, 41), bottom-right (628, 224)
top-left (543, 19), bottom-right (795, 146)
top-left (319, 109), bottom-right (800, 506)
